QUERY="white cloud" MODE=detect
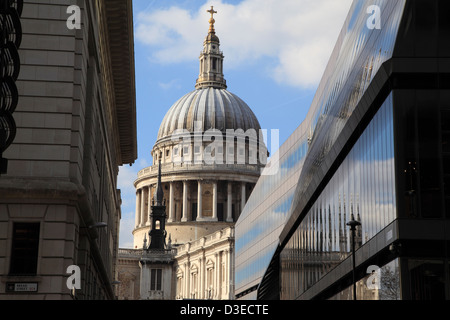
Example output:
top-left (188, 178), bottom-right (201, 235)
top-left (118, 165), bottom-right (138, 192)
top-left (159, 79), bottom-right (182, 90)
top-left (135, 0), bottom-right (353, 88)
top-left (119, 211), bottom-right (136, 248)
top-left (117, 157), bottom-right (152, 248)
top-left (118, 165), bottom-right (138, 248)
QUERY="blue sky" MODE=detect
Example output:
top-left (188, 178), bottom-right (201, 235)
top-left (118, 0), bottom-right (353, 248)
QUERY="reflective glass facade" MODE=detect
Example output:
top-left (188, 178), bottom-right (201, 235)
top-left (328, 259), bottom-right (401, 300)
top-left (236, 0), bottom-right (450, 300)
top-left (281, 95), bottom-right (395, 299)
top-left (235, 127), bottom-right (308, 299)
top-left (287, 0), bottom-right (406, 235)
top-left (236, 0), bottom-right (406, 300)
top-left (277, 0), bottom-right (450, 300)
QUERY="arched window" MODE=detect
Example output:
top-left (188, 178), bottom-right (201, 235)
top-left (190, 264), bottom-right (199, 299)
top-left (176, 268), bottom-right (184, 299)
top-left (206, 259), bottom-right (215, 298)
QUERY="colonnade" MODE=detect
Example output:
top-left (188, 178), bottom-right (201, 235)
top-left (135, 180), bottom-right (248, 228)
top-left (176, 249), bottom-right (233, 300)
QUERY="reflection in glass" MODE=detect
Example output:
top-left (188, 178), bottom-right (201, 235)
top-left (328, 259), bottom-right (401, 300)
top-left (289, 0), bottom-right (406, 230)
top-left (281, 95), bottom-right (396, 299)
top-left (235, 135), bottom-right (308, 296)
top-left (237, 0), bottom-right (409, 300)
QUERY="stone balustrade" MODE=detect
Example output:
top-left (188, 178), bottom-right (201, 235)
top-left (137, 163), bottom-right (260, 179)
top-left (175, 227), bottom-right (234, 256)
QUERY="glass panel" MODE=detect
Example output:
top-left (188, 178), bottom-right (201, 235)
top-left (238, 0), bottom-right (410, 299)
top-left (235, 133), bottom-right (308, 297)
top-left (409, 260), bottom-right (445, 300)
top-left (280, 95), bottom-right (396, 299)
top-left (289, 0), bottom-right (407, 224)
top-left (328, 259), bottom-right (401, 300)
top-left (418, 92), bottom-right (442, 218)
top-left (9, 223), bottom-right (40, 276)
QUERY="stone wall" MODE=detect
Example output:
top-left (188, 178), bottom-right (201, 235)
top-left (0, 0), bottom-right (136, 300)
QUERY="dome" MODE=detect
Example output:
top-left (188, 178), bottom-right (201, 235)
top-left (156, 87), bottom-right (262, 143)
top-left (134, 7), bottom-right (265, 251)
top-left (205, 33), bottom-right (220, 43)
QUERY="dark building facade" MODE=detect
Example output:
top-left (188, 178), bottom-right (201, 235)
top-left (0, 0), bottom-right (137, 300)
top-left (254, 0), bottom-right (450, 300)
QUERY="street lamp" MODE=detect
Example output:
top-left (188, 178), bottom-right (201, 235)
top-left (80, 222), bottom-right (108, 240)
top-left (347, 213), bottom-right (361, 300)
top-left (88, 222), bottom-right (108, 229)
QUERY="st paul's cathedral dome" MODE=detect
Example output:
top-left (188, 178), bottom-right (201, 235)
top-left (133, 6), bottom-right (265, 249)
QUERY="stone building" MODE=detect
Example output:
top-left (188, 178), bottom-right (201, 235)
top-left (174, 227), bottom-right (235, 300)
top-left (0, 0), bottom-right (136, 300)
top-left (116, 7), bottom-right (264, 300)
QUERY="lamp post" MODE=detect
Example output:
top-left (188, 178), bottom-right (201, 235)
top-left (347, 214), bottom-right (361, 300)
top-left (88, 222), bottom-right (108, 229)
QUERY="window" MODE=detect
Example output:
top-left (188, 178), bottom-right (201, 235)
top-left (150, 269), bottom-right (162, 291)
top-left (206, 268), bottom-right (214, 298)
top-left (183, 146), bottom-right (189, 155)
top-left (177, 276), bottom-right (183, 297)
top-left (194, 146), bottom-right (201, 154)
top-left (191, 271), bottom-right (198, 298)
top-left (217, 146), bottom-right (223, 154)
top-left (207, 268), bottom-right (214, 287)
top-left (174, 147), bottom-right (179, 156)
top-left (166, 150), bottom-right (170, 157)
top-left (9, 223), bottom-right (40, 275)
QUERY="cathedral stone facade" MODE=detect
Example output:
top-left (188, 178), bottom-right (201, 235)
top-left (116, 7), bottom-right (265, 300)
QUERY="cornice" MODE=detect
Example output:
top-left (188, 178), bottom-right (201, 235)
top-left (103, 0), bottom-right (137, 165)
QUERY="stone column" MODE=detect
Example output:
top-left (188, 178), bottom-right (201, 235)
top-left (197, 180), bottom-right (203, 221)
top-left (214, 253), bottom-right (219, 299)
top-left (140, 187), bottom-right (146, 227)
top-left (182, 180), bottom-right (189, 222)
top-left (168, 182), bottom-right (174, 222)
top-left (224, 249), bottom-right (230, 297)
top-left (199, 257), bottom-right (204, 300)
top-left (212, 181), bottom-right (218, 221)
top-left (185, 262), bottom-right (190, 298)
top-left (135, 189), bottom-right (141, 228)
top-left (241, 182), bottom-right (246, 213)
top-left (227, 182), bottom-right (233, 222)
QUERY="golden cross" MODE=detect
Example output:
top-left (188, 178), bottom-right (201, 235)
top-left (207, 6), bottom-right (217, 19)
top-left (207, 6), bottom-right (217, 32)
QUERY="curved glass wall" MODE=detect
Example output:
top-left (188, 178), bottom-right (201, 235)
top-left (235, 129), bottom-right (308, 298)
top-left (236, 0), bottom-right (407, 300)
top-left (289, 0), bottom-right (406, 228)
top-left (280, 94), bottom-right (395, 299)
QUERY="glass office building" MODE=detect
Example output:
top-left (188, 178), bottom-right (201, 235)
top-left (236, 0), bottom-right (450, 300)
top-left (235, 126), bottom-right (309, 299)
